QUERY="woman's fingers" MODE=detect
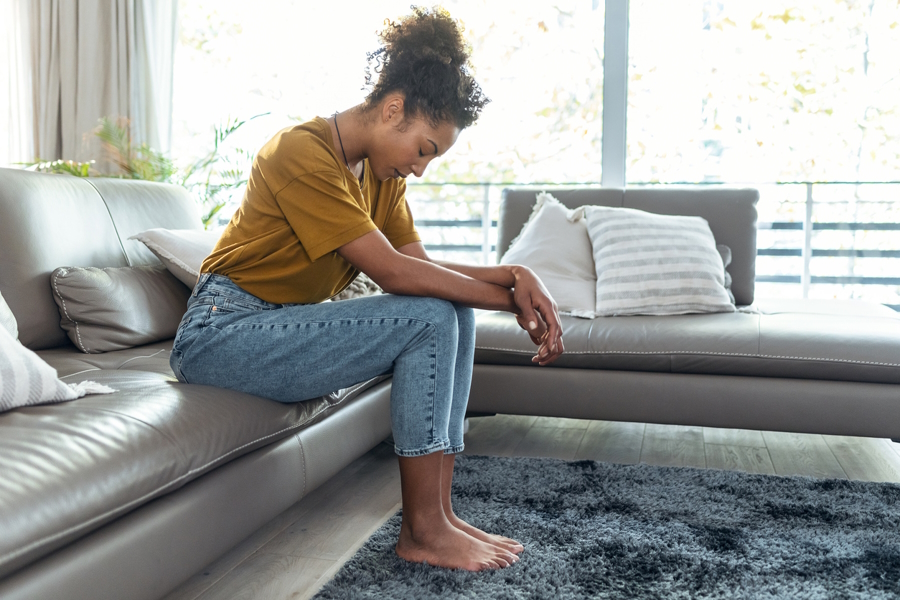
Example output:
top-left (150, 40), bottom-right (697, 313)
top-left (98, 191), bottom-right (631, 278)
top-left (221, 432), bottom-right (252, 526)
top-left (532, 301), bottom-right (564, 366)
top-left (515, 303), bottom-right (548, 345)
top-left (518, 306), bottom-right (545, 336)
top-left (509, 268), bottom-right (564, 364)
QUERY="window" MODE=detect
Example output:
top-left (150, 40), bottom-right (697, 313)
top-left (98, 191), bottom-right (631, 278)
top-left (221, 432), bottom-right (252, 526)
top-left (628, 0), bottom-right (900, 183)
top-left (165, 1), bottom-right (900, 304)
top-left (172, 0), bottom-right (605, 262)
top-left (628, 0), bottom-right (900, 305)
top-left (172, 0), bottom-right (604, 185)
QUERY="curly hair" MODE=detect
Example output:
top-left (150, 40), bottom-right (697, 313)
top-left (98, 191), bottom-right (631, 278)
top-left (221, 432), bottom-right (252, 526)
top-left (363, 6), bottom-right (489, 129)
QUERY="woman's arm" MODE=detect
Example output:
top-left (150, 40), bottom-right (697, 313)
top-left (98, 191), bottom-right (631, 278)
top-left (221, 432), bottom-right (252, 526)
top-left (400, 243), bottom-right (564, 360)
top-left (338, 232), bottom-right (515, 309)
top-left (337, 234), bottom-right (564, 365)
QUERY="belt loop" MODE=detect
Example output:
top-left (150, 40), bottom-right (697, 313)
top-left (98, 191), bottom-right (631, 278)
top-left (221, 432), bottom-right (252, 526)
top-left (192, 272), bottom-right (212, 296)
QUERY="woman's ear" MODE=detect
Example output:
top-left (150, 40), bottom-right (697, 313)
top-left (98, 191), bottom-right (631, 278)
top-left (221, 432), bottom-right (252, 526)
top-left (382, 95), bottom-right (405, 124)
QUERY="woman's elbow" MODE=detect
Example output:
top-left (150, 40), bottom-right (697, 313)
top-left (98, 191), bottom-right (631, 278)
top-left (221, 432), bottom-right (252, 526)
top-left (365, 269), bottom-right (407, 296)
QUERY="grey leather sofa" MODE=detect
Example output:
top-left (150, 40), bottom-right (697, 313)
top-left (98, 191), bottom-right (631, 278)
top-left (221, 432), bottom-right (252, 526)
top-left (470, 188), bottom-right (900, 440)
top-left (0, 168), bottom-right (393, 600)
top-left (3, 170), bottom-right (899, 600)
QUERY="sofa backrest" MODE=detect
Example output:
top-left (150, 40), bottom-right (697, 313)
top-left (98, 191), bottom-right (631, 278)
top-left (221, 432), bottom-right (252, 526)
top-left (499, 187), bottom-right (759, 306)
top-left (0, 168), bottom-right (201, 350)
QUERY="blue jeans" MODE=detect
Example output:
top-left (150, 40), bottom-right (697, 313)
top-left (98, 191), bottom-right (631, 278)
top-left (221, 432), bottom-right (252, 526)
top-left (170, 273), bottom-right (474, 457)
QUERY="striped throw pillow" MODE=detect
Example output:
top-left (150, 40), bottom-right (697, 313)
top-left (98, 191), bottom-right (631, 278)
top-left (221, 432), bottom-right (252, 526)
top-left (0, 290), bottom-right (16, 340)
top-left (584, 206), bottom-right (735, 316)
top-left (0, 324), bottom-right (76, 412)
top-left (0, 324), bottom-right (116, 413)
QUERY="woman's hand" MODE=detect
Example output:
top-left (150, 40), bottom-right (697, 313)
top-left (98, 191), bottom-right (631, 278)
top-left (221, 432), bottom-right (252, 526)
top-left (510, 267), bottom-right (565, 366)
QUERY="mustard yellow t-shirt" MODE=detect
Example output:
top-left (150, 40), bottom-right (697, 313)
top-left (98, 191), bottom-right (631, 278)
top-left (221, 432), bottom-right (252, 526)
top-left (201, 117), bottom-right (420, 304)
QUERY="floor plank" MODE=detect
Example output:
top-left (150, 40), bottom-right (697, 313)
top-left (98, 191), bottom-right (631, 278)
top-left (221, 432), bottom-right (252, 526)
top-left (531, 416), bottom-right (591, 430)
top-left (262, 447), bottom-right (401, 560)
top-left (762, 431), bottom-right (847, 479)
top-left (889, 440), bottom-right (900, 457)
top-left (574, 420), bottom-right (645, 465)
top-left (193, 551), bottom-right (334, 600)
top-left (703, 426), bottom-right (767, 448)
top-left (640, 424), bottom-right (706, 468)
top-left (513, 423), bottom-right (587, 460)
top-left (705, 443), bottom-right (776, 475)
top-left (160, 501), bottom-right (314, 600)
top-left (823, 435), bottom-right (900, 483)
top-left (301, 500), bottom-right (403, 600)
top-left (463, 414), bottom-right (537, 457)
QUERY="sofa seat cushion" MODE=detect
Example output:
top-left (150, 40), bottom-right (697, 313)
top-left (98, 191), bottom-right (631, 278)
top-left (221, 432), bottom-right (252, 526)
top-left (38, 339), bottom-right (176, 378)
top-left (475, 299), bottom-right (900, 385)
top-left (0, 367), bottom-right (387, 578)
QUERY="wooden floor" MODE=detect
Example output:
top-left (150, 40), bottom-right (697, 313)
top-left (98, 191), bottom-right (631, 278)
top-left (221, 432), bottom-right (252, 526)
top-left (162, 415), bottom-right (900, 600)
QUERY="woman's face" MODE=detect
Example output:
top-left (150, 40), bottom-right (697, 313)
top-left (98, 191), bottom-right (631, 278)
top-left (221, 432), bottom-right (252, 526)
top-left (369, 109), bottom-right (460, 181)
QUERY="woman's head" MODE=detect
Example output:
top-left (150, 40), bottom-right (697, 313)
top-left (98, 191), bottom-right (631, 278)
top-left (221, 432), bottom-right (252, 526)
top-left (363, 6), bottom-right (489, 131)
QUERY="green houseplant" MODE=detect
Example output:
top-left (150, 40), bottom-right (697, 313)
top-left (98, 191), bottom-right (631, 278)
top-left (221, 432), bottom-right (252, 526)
top-left (26, 114), bottom-right (266, 229)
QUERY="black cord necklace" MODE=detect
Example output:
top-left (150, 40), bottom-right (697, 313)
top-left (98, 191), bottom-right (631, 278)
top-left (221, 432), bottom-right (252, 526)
top-left (332, 113), bottom-right (351, 169)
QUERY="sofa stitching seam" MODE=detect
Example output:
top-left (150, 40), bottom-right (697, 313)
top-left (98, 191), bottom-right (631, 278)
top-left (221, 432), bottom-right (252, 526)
top-left (115, 348), bottom-right (167, 370)
top-left (474, 346), bottom-right (900, 368)
top-left (296, 436), bottom-right (307, 497)
top-left (52, 268), bottom-right (90, 353)
top-left (0, 381), bottom-right (374, 566)
top-left (58, 368), bottom-right (102, 379)
top-left (85, 178), bottom-right (131, 266)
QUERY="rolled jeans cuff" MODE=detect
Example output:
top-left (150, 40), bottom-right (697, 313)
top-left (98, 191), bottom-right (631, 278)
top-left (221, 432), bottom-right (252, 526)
top-left (394, 439), bottom-right (451, 458)
top-left (444, 443), bottom-right (465, 455)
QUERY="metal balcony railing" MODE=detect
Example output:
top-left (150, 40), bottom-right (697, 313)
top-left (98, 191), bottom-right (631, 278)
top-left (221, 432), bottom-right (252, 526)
top-left (407, 181), bottom-right (900, 310)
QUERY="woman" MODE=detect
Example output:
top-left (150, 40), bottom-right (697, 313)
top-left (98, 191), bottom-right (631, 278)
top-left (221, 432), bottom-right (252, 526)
top-left (171, 6), bottom-right (564, 571)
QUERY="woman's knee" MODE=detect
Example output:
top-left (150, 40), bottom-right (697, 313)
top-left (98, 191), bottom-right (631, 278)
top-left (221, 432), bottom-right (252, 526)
top-left (453, 304), bottom-right (476, 337)
top-left (405, 296), bottom-right (459, 330)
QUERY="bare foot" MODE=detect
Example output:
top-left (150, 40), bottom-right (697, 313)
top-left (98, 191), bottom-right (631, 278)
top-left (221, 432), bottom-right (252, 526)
top-left (396, 519), bottom-right (519, 571)
top-left (445, 512), bottom-right (525, 555)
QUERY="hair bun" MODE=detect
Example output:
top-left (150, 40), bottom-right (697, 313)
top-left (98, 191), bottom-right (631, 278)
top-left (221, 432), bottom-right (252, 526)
top-left (363, 6), bottom-right (488, 128)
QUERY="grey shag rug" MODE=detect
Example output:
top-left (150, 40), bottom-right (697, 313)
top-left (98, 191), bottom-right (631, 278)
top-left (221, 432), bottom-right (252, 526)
top-left (312, 455), bottom-right (900, 599)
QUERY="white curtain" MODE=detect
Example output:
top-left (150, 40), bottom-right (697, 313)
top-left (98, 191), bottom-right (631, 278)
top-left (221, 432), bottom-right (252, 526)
top-left (2, 0), bottom-right (177, 167)
top-left (1, 0), bottom-right (35, 167)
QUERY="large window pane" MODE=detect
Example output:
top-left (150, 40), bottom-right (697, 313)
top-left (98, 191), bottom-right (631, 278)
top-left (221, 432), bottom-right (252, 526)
top-left (627, 0), bottom-right (900, 183)
top-left (628, 1), bottom-right (900, 306)
top-left (172, 1), bottom-right (604, 187)
top-left (172, 1), bottom-right (604, 263)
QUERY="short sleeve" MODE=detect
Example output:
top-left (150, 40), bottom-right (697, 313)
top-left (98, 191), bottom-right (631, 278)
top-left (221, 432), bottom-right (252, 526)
top-left (275, 170), bottom-right (377, 261)
top-left (381, 181), bottom-right (421, 250)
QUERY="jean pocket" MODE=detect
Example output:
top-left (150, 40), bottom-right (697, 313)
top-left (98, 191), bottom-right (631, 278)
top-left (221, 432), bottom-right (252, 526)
top-left (173, 314), bottom-right (198, 350)
top-left (169, 347), bottom-right (189, 383)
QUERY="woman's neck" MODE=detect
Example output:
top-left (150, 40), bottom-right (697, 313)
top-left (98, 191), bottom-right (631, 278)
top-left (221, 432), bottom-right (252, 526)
top-left (329, 107), bottom-right (368, 181)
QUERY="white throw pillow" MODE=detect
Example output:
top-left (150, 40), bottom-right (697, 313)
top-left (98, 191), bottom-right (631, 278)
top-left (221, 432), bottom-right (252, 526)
top-left (0, 325), bottom-right (115, 412)
top-left (500, 192), bottom-right (596, 315)
top-left (584, 206), bottom-right (735, 316)
top-left (0, 290), bottom-right (17, 340)
top-left (129, 229), bottom-right (220, 289)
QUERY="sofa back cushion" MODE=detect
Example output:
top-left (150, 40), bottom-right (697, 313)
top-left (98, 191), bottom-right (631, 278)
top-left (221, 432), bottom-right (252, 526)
top-left (499, 187), bottom-right (759, 306)
top-left (87, 178), bottom-right (202, 266)
top-left (0, 168), bottom-right (201, 350)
